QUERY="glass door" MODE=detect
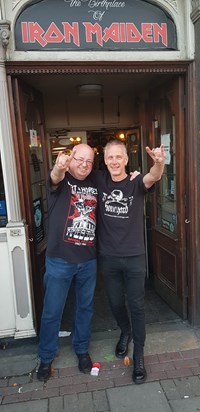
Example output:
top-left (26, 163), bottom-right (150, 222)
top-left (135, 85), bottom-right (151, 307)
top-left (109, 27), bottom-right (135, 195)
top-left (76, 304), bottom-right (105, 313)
top-left (148, 77), bottom-right (187, 318)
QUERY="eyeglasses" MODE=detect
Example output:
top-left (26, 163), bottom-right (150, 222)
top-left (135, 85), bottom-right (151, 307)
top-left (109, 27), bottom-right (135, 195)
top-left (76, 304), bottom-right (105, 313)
top-left (73, 156), bottom-right (93, 166)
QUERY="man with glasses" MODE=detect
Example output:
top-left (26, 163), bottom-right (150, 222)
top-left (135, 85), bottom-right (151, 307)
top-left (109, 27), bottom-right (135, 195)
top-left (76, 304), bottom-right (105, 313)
top-left (37, 144), bottom-right (97, 381)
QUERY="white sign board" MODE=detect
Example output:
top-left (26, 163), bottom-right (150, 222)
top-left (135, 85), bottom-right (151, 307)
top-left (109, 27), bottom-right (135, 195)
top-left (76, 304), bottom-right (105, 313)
top-left (30, 129), bottom-right (38, 147)
top-left (161, 134), bottom-right (171, 165)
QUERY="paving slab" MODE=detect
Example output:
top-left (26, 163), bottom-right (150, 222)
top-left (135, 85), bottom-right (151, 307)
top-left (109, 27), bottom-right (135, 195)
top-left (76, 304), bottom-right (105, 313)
top-left (0, 355), bottom-right (38, 378)
top-left (107, 382), bottom-right (172, 412)
top-left (0, 399), bottom-right (48, 412)
top-left (169, 397), bottom-right (200, 412)
top-left (145, 329), bottom-right (200, 354)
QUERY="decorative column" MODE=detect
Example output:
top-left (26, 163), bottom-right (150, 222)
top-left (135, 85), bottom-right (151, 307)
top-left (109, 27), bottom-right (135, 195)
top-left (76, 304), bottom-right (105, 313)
top-left (0, 20), bottom-right (36, 338)
top-left (0, 20), bottom-right (21, 220)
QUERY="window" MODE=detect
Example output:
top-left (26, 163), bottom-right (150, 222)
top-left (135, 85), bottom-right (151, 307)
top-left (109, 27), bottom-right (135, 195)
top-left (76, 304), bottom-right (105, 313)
top-left (155, 99), bottom-right (177, 235)
top-left (0, 154), bottom-right (8, 227)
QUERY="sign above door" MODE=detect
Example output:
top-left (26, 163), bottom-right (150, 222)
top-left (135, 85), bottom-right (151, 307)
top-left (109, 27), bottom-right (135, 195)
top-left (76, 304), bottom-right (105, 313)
top-left (15, 0), bottom-right (177, 52)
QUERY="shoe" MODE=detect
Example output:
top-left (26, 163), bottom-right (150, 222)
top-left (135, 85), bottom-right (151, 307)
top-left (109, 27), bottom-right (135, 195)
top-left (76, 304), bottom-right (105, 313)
top-left (115, 333), bottom-right (131, 358)
top-left (76, 352), bottom-right (92, 374)
top-left (37, 362), bottom-right (52, 381)
top-left (132, 354), bottom-right (147, 384)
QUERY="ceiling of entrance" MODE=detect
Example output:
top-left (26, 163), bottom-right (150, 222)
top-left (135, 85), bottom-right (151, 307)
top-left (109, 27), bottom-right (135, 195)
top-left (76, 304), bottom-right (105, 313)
top-left (20, 72), bottom-right (170, 98)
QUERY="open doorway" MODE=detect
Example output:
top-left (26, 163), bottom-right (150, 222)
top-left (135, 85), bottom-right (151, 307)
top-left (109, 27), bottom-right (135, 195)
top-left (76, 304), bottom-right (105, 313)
top-left (48, 127), bottom-right (182, 334)
top-left (7, 65), bottom-right (186, 333)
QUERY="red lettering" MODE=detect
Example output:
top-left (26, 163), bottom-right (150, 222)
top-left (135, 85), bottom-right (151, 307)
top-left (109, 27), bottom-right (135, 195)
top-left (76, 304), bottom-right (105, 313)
top-left (44, 22), bottom-right (64, 43)
top-left (62, 22), bottom-right (80, 46)
top-left (120, 23), bottom-right (126, 42)
top-left (142, 23), bottom-right (153, 42)
top-left (83, 22), bottom-right (102, 47)
top-left (21, 22), bottom-right (29, 43)
top-left (103, 23), bottom-right (120, 43)
top-left (20, 21), bottom-right (168, 49)
top-left (154, 23), bottom-right (167, 46)
top-left (126, 23), bottom-right (142, 42)
top-left (29, 22), bottom-right (47, 47)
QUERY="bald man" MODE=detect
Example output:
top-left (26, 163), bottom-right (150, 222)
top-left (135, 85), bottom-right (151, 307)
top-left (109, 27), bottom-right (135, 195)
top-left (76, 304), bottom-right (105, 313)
top-left (37, 144), bottom-right (97, 381)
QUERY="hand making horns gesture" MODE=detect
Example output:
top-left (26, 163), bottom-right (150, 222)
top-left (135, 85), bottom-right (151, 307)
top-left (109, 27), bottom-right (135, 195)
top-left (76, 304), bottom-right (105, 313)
top-left (145, 144), bottom-right (166, 164)
top-left (54, 148), bottom-right (76, 173)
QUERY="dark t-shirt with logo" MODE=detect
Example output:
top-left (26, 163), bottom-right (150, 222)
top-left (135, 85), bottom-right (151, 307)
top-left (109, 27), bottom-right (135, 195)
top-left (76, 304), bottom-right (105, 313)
top-left (92, 170), bottom-right (151, 257)
top-left (46, 172), bottom-right (98, 263)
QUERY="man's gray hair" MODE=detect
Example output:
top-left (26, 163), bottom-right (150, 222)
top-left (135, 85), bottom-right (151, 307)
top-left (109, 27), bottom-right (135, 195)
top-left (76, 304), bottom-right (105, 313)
top-left (104, 140), bottom-right (127, 157)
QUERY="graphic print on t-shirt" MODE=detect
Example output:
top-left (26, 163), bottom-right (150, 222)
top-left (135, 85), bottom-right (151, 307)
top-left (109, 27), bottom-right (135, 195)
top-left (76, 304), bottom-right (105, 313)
top-left (102, 189), bottom-right (134, 218)
top-left (63, 182), bottom-right (97, 245)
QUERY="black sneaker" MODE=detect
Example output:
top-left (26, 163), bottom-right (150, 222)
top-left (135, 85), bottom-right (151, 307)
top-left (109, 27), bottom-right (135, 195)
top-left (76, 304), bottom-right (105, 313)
top-left (37, 362), bottom-right (52, 381)
top-left (132, 354), bottom-right (147, 384)
top-left (115, 333), bottom-right (131, 358)
top-left (76, 352), bottom-right (92, 374)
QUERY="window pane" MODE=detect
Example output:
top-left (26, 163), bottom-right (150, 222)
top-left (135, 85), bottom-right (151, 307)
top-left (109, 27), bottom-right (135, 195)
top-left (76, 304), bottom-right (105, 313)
top-left (155, 102), bottom-right (177, 235)
top-left (0, 154), bottom-right (8, 227)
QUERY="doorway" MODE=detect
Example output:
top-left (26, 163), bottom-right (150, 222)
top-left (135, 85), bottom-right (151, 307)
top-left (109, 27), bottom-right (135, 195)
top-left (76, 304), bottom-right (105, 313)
top-left (57, 126), bottom-right (181, 334)
top-left (7, 63), bottom-right (189, 332)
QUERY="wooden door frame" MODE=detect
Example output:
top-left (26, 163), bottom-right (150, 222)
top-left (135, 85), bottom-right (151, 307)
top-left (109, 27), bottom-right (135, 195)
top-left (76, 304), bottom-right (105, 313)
top-left (7, 76), bottom-right (49, 329)
top-left (147, 76), bottom-right (188, 318)
top-left (6, 60), bottom-right (199, 324)
top-left (185, 62), bottom-right (199, 325)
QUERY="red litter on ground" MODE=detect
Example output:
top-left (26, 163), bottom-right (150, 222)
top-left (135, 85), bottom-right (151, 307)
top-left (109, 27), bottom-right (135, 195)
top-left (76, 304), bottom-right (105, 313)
top-left (92, 363), bottom-right (101, 369)
top-left (90, 362), bottom-right (101, 376)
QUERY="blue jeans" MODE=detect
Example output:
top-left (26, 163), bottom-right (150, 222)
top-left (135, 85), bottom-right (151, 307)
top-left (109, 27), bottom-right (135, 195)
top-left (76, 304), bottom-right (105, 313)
top-left (38, 256), bottom-right (97, 363)
top-left (100, 255), bottom-right (146, 355)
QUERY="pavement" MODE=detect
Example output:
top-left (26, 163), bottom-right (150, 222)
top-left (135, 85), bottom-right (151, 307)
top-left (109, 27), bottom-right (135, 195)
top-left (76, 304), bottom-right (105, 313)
top-left (1, 320), bottom-right (200, 411)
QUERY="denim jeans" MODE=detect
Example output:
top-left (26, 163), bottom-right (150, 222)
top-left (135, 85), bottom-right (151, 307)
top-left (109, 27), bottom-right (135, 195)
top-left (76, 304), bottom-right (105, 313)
top-left (100, 255), bottom-right (146, 355)
top-left (38, 256), bottom-right (97, 364)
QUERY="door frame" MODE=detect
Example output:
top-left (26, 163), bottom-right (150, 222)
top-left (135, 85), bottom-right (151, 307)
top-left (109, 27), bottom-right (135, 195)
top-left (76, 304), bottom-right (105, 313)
top-left (6, 60), bottom-right (199, 324)
top-left (7, 76), bottom-right (49, 329)
top-left (147, 76), bottom-right (187, 318)
top-left (185, 62), bottom-right (198, 325)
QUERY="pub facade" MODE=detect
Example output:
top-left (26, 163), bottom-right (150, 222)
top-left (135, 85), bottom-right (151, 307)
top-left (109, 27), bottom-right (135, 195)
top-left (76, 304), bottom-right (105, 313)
top-left (0, 0), bottom-right (200, 339)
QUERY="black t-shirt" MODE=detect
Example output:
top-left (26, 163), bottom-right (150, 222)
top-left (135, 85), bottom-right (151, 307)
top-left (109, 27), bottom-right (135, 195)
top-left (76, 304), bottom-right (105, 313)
top-left (92, 170), bottom-right (151, 257)
top-left (46, 172), bottom-right (98, 263)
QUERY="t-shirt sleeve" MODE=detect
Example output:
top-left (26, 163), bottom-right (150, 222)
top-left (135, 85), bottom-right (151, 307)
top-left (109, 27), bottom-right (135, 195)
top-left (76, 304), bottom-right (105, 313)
top-left (47, 173), bottom-right (66, 215)
top-left (147, 183), bottom-right (156, 194)
top-left (135, 173), bottom-right (156, 194)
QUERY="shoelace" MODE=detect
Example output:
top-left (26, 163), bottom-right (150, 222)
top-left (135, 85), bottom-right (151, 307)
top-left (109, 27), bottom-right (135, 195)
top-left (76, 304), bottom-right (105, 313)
top-left (120, 334), bottom-right (130, 345)
top-left (134, 356), bottom-right (144, 370)
top-left (138, 357), bottom-right (144, 368)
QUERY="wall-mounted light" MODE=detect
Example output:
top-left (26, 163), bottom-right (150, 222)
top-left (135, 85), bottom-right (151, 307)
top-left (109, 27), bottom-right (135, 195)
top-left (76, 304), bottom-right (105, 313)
top-left (115, 131), bottom-right (126, 141)
top-left (69, 136), bottom-right (82, 144)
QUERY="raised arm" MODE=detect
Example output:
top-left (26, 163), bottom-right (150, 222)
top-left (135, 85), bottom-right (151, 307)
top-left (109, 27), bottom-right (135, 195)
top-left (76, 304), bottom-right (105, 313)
top-left (143, 144), bottom-right (166, 189)
top-left (50, 150), bottom-right (74, 186)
